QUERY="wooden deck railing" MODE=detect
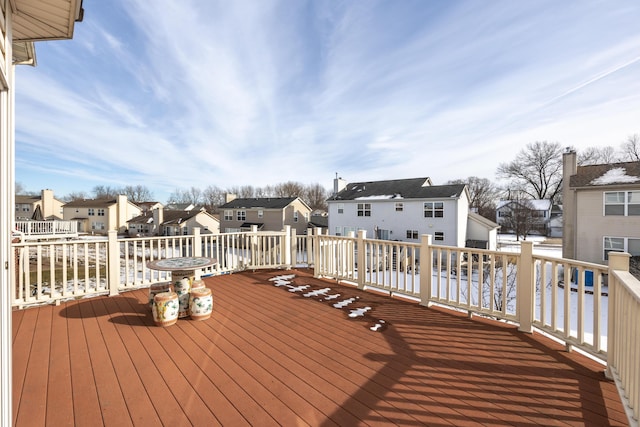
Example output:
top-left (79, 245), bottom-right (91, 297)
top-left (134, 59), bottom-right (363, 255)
top-left (10, 226), bottom-right (639, 424)
top-left (14, 220), bottom-right (78, 239)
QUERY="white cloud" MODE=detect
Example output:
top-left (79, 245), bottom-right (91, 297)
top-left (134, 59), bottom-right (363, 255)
top-left (14, 0), bottom-right (640, 201)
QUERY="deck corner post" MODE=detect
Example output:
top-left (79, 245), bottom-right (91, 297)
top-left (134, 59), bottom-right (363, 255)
top-left (193, 227), bottom-right (201, 258)
top-left (312, 228), bottom-right (321, 278)
top-left (517, 240), bottom-right (534, 333)
top-left (605, 251), bottom-right (630, 380)
top-left (284, 225), bottom-right (292, 269)
top-left (107, 230), bottom-right (120, 296)
top-left (357, 230), bottom-right (366, 290)
top-left (419, 234), bottom-right (433, 307)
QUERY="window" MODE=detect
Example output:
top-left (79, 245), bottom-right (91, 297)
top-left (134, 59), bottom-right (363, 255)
top-left (434, 231), bottom-right (444, 241)
top-left (357, 203), bottom-right (371, 217)
top-left (335, 226), bottom-right (342, 236)
top-left (293, 211), bottom-right (299, 222)
top-left (97, 208), bottom-right (105, 216)
top-left (604, 236), bottom-right (640, 260)
top-left (395, 202), bottom-right (404, 212)
top-left (224, 210), bottom-right (233, 221)
top-left (88, 208), bottom-right (95, 216)
top-left (406, 230), bottom-right (418, 239)
top-left (605, 191), bottom-right (640, 216)
top-left (424, 202), bottom-right (444, 218)
top-left (630, 191), bottom-right (640, 215)
top-left (91, 221), bottom-right (105, 230)
top-left (258, 210), bottom-right (263, 218)
top-left (236, 210), bottom-right (246, 221)
top-left (337, 203), bottom-right (344, 214)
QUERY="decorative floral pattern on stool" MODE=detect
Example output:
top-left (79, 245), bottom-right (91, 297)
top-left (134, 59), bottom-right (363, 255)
top-left (152, 291), bottom-right (179, 327)
top-left (189, 288), bottom-right (213, 320)
top-left (148, 282), bottom-right (172, 307)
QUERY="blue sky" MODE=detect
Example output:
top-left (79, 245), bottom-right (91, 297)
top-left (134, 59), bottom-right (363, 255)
top-left (15, 0), bottom-right (640, 202)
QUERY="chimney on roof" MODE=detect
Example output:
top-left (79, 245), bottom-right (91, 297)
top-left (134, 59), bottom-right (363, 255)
top-left (333, 176), bottom-right (347, 195)
top-left (41, 189), bottom-right (54, 218)
top-left (153, 207), bottom-right (163, 235)
top-left (225, 193), bottom-right (237, 203)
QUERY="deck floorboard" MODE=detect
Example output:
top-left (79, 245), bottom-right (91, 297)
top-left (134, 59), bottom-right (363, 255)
top-left (12, 268), bottom-right (628, 426)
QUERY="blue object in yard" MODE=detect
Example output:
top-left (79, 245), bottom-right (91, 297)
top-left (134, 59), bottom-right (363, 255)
top-left (571, 268), bottom-right (595, 287)
top-left (584, 270), bottom-right (594, 287)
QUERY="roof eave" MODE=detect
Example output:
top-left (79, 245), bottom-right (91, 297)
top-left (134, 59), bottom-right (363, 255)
top-left (11, 0), bottom-right (83, 42)
top-left (12, 41), bottom-right (36, 65)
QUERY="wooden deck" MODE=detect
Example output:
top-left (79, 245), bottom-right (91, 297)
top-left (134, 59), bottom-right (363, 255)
top-left (12, 269), bottom-right (627, 426)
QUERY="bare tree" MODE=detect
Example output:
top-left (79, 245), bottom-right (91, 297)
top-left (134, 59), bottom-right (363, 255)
top-left (621, 134), bottom-right (640, 162)
top-left (167, 187), bottom-right (201, 205)
top-left (498, 198), bottom-right (542, 241)
top-left (578, 145), bottom-right (621, 165)
top-left (64, 191), bottom-right (89, 202)
top-left (122, 185), bottom-right (154, 203)
top-left (273, 181), bottom-right (305, 198)
top-left (202, 185), bottom-right (225, 213)
top-left (496, 141), bottom-right (564, 203)
top-left (15, 182), bottom-right (26, 195)
top-left (447, 176), bottom-right (499, 220)
top-left (92, 185), bottom-right (120, 199)
top-left (303, 183), bottom-right (329, 211)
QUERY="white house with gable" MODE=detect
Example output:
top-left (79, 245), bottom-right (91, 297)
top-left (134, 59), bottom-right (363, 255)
top-left (327, 177), bottom-right (499, 249)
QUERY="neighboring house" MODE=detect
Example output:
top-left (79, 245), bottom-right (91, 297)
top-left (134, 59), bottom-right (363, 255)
top-left (326, 177), bottom-right (499, 250)
top-left (495, 199), bottom-right (553, 235)
top-left (165, 203), bottom-right (197, 211)
top-left (548, 215), bottom-right (563, 238)
top-left (218, 195), bottom-right (311, 235)
top-left (63, 195), bottom-right (142, 234)
top-left (128, 207), bottom-right (220, 236)
top-left (562, 150), bottom-right (640, 264)
top-left (136, 201), bottom-right (164, 213)
top-left (307, 213), bottom-right (329, 232)
top-left (15, 189), bottom-right (64, 220)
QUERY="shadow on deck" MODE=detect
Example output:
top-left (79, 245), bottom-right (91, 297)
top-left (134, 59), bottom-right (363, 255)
top-left (12, 269), bottom-right (627, 426)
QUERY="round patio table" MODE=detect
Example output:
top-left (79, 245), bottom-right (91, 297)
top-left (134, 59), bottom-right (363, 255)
top-left (147, 257), bottom-right (217, 273)
top-left (147, 257), bottom-right (217, 318)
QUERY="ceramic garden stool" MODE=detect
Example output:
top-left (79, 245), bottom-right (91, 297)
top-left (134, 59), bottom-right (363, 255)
top-left (152, 291), bottom-right (179, 327)
top-left (148, 282), bottom-right (173, 307)
top-left (189, 287), bottom-right (213, 321)
top-left (191, 279), bottom-right (205, 292)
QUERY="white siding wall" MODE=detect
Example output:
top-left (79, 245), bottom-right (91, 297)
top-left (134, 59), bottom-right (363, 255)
top-left (328, 198), bottom-right (465, 247)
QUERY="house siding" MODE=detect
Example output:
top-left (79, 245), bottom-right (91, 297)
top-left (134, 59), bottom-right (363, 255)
top-left (328, 198), bottom-right (464, 246)
top-left (563, 151), bottom-right (640, 263)
top-left (575, 189), bottom-right (640, 263)
top-left (219, 198), bottom-right (311, 234)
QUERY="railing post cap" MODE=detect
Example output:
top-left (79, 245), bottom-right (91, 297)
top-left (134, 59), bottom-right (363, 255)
top-left (608, 251), bottom-right (630, 271)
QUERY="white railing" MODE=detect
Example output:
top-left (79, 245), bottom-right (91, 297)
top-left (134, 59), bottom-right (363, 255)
top-left (9, 227), bottom-right (639, 424)
top-left (607, 253), bottom-right (640, 423)
top-left (531, 253), bottom-right (609, 359)
top-left (13, 238), bottom-right (109, 305)
top-left (14, 220), bottom-right (78, 239)
top-left (428, 242), bottom-right (519, 322)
